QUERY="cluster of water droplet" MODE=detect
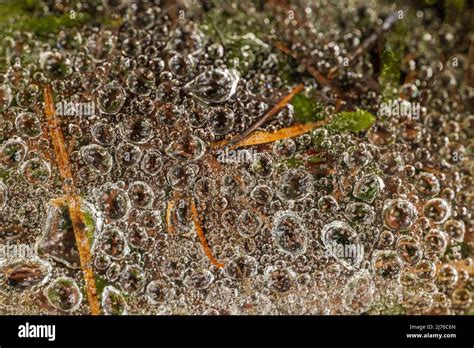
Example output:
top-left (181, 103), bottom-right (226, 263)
top-left (0, 0), bottom-right (472, 315)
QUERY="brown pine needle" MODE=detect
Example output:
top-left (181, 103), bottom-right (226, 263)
top-left (467, 39), bottom-right (474, 87)
top-left (216, 120), bottom-right (326, 149)
top-left (43, 85), bottom-right (101, 315)
top-left (328, 12), bottom-right (398, 79)
top-left (166, 200), bottom-right (175, 235)
top-left (190, 200), bottom-right (224, 269)
top-left (274, 42), bottom-right (345, 95)
top-left (223, 84), bottom-right (304, 148)
top-left (274, 42), bottom-right (332, 87)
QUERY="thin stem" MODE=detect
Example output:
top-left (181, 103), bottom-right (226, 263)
top-left (43, 85), bottom-right (100, 315)
top-left (222, 83), bottom-right (304, 148)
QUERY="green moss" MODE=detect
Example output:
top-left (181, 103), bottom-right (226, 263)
top-left (445, 241), bottom-right (474, 259)
top-left (445, 0), bottom-right (466, 12)
top-left (201, 5), bottom-right (271, 75)
top-left (285, 157), bottom-right (304, 168)
top-left (95, 276), bottom-right (107, 298)
top-left (292, 92), bottom-right (324, 123)
top-left (328, 109), bottom-right (376, 133)
top-left (0, 0), bottom-right (122, 54)
top-left (380, 304), bottom-right (406, 315)
top-left (82, 211), bottom-right (96, 246)
top-left (0, 0), bottom-right (90, 38)
top-left (0, 168), bottom-right (9, 180)
top-left (31, 168), bottom-right (49, 181)
top-left (379, 17), bottom-right (408, 100)
top-left (306, 155), bottom-right (325, 164)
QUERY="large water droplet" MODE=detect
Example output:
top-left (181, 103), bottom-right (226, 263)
top-left (184, 68), bottom-right (239, 104)
top-left (321, 221), bottom-right (363, 269)
top-left (342, 269), bottom-right (374, 314)
top-left (45, 276), bottom-right (82, 312)
top-left (272, 211), bottom-right (307, 256)
top-left (165, 134), bottom-right (206, 162)
top-left (383, 199), bottom-right (418, 231)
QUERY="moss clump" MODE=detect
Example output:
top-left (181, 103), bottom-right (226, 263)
top-left (0, 0), bottom-right (91, 38)
top-left (200, 4), bottom-right (271, 75)
top-left (82, 211), bottom-right (96, 246)
top-left (379, 16), bottom-right (409, 100)
top-left (328, 109), bottom-right (376, 133)
top-left (95, 276), bottom-right (108, 298)
top-left (292, 92), bottom-right (324, 123)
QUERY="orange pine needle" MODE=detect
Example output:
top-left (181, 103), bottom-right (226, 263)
top-left (218, 120), bottom-right (327, 149)
top-left (166, 200), bottom-right (175, 235)
top-left (43, 85), bottom-right (100, 315)
top-left (222, 84), bottom-right (305, 148)
top-left (190, 200), bottom-right (224, 269)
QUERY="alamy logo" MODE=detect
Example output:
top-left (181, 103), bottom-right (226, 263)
top-left (18, 322), bottom-right (56, 341)
top-left (56, 101), bottom-right (95, 116)
top-left (326, 242), bottom-right (364, 261)
top-left (0, 241), bottom-right (35, 261)
top-left (379, 99), bottom-right (420, 120)
top-left (216, 148), bottom-right (258, 164)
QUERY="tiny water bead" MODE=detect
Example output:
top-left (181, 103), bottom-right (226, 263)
top-left (225, 255), bottom-right (258, 280)
top-left (40, 51), bottom-right (73, 80)
top-left (99, 228), bottom-right (129, 260)
top-left (444, 219), bottom-right (465, 242)
top-left (102, 286), bottom-right (127, 315)
top-left (321, 221), bottom-right (362, 270)
top-left (415, 172), bottom-right (440, 197)
top-left (120, 117), bottom-right (153, 144)
top-left (396, 236), bottom-right (423, 266)
top-left (383, 199), bottom-right (418, 231)
top-left (0, 83), bottom-right (13, 111)
top-left (21, 158), bottom-right (51, 185)
top-left (128, 181), bottom-right (154, 208)
top-left (81, 144), bottom-right (113, 174)
top-left (238, 209), bottom-right (263, 238)
top-left (423, 198), bottom-right (451, 224)
top-left (343, 270), bottom-right (375, 314)
top-left (276, 169), bottom-right (314, 202)
top-left (165, 135), bottom-right (206, 162)
top-left (0, 181), bottom-right (7, 210)
top-left (146, 280), bottom-right (167, 305)
top-left (344, 202), bottom-right (375, 225)
top-left (272, 211), bottom-right (308, 256)
top-left (141, 149), bottom-right (163, 175)
top-left (207, 107), bottom-right (235, 135)
top-left (96, 83), bottom-right (127, 114)
top-left (91, 121), bottom-right (117, 146)
top-left (126, 67), bottom-right (156, 96)
top-left (15, 112), bottom-right (42, 139)
top-left (0, 138), bottom-right (28, 170)
top-left (99, 185), bottom-right (131, 220)
top-left (353, 174), bottom-right (384, 203)
top-left (371, 250), bottom-right (403, 280)
top-left (45, 277), bottom-right (82, 312)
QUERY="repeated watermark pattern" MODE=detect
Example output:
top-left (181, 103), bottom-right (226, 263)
top-left (55, 101), bottom-right (95, 117)
top-left (0, 241), bottom-right (36, 261)
top-left (379, 99), bottom-right (420, 120)
top-left (216, 148), bottom-right (258, 164)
